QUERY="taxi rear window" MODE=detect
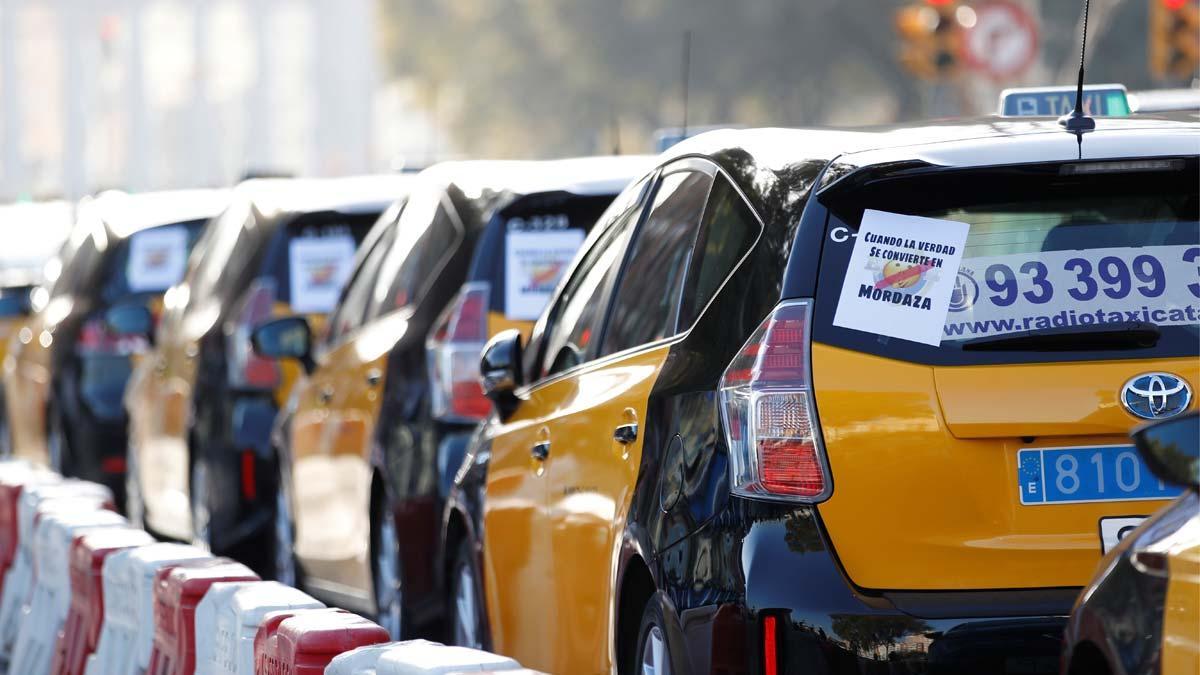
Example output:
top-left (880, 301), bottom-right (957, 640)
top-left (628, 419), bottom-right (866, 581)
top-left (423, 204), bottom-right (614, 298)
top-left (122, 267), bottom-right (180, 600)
top-left (262, 212), bottom-right (379, 313)
top-left (100, 220), bottom-right (206, 304)
top-left (813, 158), bottom-right (1200, 365)
top-left (470, 192), bottom-right (615, 321)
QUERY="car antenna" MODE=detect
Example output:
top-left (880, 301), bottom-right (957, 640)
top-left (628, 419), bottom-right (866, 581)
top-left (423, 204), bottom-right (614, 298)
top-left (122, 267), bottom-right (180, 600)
top-left (1059, 0), bottom-right (1096, 147)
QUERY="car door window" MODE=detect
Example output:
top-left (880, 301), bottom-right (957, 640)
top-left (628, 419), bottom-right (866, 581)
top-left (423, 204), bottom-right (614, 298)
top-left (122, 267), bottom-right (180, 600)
top-left (677, 176), bottom-right (761, 327)
top-left (538, 201), bottom-right (641, 379)
top-left (599, 169), bottom-right (713, 356)
top-left (370, 184), bottom-right (462, 317)
top-left (326, 212), bottom-right (400, 345)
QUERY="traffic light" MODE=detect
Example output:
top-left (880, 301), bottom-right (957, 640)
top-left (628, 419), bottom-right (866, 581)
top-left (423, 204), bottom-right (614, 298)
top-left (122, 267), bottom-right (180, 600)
top-left (1150, 0), bottom-right (1200, 80)
top-left (895, 0), bottom-right (967, 80)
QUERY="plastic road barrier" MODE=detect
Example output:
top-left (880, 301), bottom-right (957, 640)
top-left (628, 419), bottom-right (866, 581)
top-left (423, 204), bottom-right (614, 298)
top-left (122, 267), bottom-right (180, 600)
top-left (0, 481), bottom-right (113, 660)
top-left (253, 608), bottom-right (389, 675)
top-left (0, 466), bottom-right (59, 594)
top-left (194, 580), bottom-right (323, 675)
top-left (323, 642), bottom-right (409, 675)
top-left (372, 642), bottom-right (521, 675)
top-left (52, 527), bottom-right (155, 675)
top-left (84, 542), bottom-right (211, 675)
top-left (9, 507), bottom-right (128, 675)
top-left (147, 557), bottom-right (259, 675)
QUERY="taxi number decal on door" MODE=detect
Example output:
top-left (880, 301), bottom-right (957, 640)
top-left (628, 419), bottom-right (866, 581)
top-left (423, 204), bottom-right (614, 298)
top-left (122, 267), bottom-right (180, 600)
top-left (1018, 445), bottom-right (1184, 505)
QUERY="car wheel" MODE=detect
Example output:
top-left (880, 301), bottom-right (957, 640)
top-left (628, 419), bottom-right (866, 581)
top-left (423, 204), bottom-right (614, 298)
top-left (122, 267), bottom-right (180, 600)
top-left (447, 539), bottom-right (484, 649)
top-left (372, 495), bottom-right (403, 640)
top-left (125, 444), bottom-right (146, 529)
top-left (46, 408), bottom-right (67, 474)
top-left (271, 467), bottom-right (299, 587)
top-left (190, 459), bottom-right (212, 551)
top-left (633, 597), bottom-right (673, 675)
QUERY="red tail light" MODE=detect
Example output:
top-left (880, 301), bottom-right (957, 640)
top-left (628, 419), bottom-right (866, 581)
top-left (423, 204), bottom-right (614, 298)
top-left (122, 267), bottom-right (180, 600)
top-left (427, 283), bottom-right (492, 422)
top-left (763, 614), bottom-right (779, 675)
top-left (228, 279), bottom-right (280, 390)
top-left (718, 300), bottom-right (830, 501)
top-left (77, 318), bottom-right (150, 357)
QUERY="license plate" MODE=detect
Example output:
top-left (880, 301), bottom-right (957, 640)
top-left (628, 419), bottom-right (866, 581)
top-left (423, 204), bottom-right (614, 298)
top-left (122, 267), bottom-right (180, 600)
top-left (1018, 445), bottom-right (1184, 505)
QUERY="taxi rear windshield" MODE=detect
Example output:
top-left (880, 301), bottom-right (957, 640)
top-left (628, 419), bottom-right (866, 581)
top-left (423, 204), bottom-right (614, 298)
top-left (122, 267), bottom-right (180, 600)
top-left (263, 212), bottom-right (379, 313)
top-left (470, 193), bottom-right (615, 321)
top-left (100, 220), bottom-right (206, 304)
top-left (814, 158), bottom-right (1200, 365)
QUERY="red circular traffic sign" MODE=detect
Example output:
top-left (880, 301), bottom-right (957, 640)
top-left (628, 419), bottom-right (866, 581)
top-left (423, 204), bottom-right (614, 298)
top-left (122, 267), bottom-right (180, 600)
top-left (963, 0), bottom-right (1040, 80)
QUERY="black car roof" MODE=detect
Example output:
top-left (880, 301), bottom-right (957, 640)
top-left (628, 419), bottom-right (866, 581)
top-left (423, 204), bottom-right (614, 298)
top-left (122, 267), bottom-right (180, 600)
top-left (663, 114), bottom-right (1200, 174)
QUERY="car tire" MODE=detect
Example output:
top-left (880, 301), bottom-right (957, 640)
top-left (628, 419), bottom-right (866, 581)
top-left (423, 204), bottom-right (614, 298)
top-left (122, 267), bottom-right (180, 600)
top-left (632, 595), bottom-right (674, 675)
top-left (189, 456), bottom-right (212, 552)
top-left (447, 539), bottom-right (485, 649)
top-left (269, 462), bottom-right (300, 587)
top-left (46, 406), bottom-right (68, 475)
top-left (124, 443), bottom-right (146, 529)
top-left (372, 492), bottom-right (404, 640)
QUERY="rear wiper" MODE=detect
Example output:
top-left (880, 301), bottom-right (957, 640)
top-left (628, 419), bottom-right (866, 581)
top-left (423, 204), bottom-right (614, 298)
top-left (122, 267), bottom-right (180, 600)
top-left (961, 321), bottom-right (1161, 352)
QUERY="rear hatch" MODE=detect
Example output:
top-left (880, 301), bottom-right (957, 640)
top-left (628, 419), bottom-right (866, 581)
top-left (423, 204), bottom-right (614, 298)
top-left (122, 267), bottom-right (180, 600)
top-left (810, 157), bottom-right (1199, 591)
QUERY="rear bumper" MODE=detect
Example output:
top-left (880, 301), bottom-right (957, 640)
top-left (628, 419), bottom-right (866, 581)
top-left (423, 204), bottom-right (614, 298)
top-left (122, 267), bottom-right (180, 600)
top-left (662, 498), bottom-right (1070, 674)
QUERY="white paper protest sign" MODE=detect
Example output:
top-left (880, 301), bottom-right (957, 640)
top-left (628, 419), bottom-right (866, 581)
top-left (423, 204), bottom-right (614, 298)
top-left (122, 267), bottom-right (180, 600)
top-left (288, 235), bottom-right (356, 314)
top-left (504, 229), bottom-right (586, 320)
top-left (833, 209), bottom-right (970, 346)
top-left (127, 226), bottom-right (189, 292)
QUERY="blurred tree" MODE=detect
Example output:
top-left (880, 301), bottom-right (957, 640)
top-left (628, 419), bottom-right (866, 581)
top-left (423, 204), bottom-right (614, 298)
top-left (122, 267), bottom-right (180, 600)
top-left (376, 0), bottom-right (1157, 158)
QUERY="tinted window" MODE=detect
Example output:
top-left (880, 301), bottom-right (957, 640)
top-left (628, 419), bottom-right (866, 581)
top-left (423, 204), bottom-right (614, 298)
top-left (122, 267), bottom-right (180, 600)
top-left (263, 211), bottom-right (378, 313)
top-left (371, 184), bottom-right (462, 316)
top-left (815, 160), bottom-right (1200, 365)
top-left (99, 220), bottom-right (207, 304)
top-left (539, 203), bottom-right (639, 378)
top-left (327, 211), bottom-right (400, 342)
top-left (600, 170), bottom-right (712, 355)
top-left (678, 177), bottom-right (760, 327)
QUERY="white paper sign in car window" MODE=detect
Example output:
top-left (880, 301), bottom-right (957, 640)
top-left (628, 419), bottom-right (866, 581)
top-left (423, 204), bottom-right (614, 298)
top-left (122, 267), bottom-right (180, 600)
top-left (505, 229), bottom-right (586, 321)
top-left (833, 209), bottom-right (970, 346)
top-left (127, 225), bottom-right (189, 293)
top-left (288, 235), bottom-right (357, 314)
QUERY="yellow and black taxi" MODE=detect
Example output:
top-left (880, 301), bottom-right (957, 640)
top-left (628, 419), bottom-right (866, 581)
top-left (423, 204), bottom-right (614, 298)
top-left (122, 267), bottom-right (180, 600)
top-left (2, 190), bottom-right (224, 506)
top-left (253, 156), bottom-right (649, 639)
top-left (444, 116), bottom-right (1200, 674)
top-left (1062, 410), bottom-right (1199, 675)
top-left (118, 176), bottom-right (408, 571)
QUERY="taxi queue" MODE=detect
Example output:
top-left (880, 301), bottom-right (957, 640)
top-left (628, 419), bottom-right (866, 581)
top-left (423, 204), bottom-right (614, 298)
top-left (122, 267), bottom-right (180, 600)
top-left (0, 113), bottom-right (1197, 675)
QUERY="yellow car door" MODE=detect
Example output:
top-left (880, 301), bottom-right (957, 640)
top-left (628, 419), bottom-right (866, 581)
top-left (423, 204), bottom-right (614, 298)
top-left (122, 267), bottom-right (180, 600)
top-left (539, 166), bottom-right (714, 673)
top-left (483, 173), bottom-right (656, 673)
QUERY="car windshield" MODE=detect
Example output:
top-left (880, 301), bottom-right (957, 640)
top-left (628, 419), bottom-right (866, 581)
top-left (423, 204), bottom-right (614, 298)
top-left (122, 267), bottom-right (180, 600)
top-left (816, 158), bottom-right (1200, 365)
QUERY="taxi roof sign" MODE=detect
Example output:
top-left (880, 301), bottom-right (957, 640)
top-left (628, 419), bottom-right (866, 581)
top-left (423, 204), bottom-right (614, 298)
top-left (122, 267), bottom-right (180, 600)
top-left (999, 84), bottom-right (1131, 117)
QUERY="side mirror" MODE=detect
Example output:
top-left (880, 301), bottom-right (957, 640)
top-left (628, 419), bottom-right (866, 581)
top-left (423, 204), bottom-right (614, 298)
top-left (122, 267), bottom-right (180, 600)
top-left (480, 329), bottom-right (523, 418)
top-left (251, 317), bottom-right (315, 374)
top-left (0, 286), bottom-right (34, 318)
top-left (104, 303), bottom-right (155, 343)
top-left (1133, 411), bottom-right (1199, 489)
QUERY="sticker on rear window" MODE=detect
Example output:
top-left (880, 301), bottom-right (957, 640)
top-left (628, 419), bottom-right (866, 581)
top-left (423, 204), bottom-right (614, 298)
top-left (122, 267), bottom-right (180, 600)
top-left (127, 225), bottom-right (189, 293)
top-left (288, 235), bottom-right (356, 314)
top-left (942, 245), bottom-right (1200, 340)
top-left (833, 210), bottom-right (970, 346)
top-left (505, 229), bottom-right (585, 321)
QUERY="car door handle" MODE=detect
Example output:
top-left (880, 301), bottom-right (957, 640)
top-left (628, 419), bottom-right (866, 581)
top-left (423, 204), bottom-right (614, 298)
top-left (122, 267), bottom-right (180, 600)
top-left (614, 423), bottom-right (638, 445)
top-left (531, 441), bottom-right (550, 461)
top-left (319, 386), bottom-right (335, 404)
top-left (365, 369), bottom-right (382, 387)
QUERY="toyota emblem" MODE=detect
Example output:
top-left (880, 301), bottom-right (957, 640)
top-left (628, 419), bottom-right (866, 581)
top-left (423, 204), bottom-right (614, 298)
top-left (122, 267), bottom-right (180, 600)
top-left (1121, 373), bottom-right (1192, 420)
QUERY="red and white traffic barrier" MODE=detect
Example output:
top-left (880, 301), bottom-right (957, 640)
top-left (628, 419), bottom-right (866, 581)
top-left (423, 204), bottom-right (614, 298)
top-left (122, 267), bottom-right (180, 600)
top-left (324, 640), bottom-right (528, 675)
top-left (0, 464), bottom-right (58, 595)
top-left (85, 542), bottom-right (211, 675)
top-left (10, 507), bottom-right (128, 674)
top-left (146, 557), bottom-right (259, 675)
top-left (253, 608), bottom-right (389, 674)
top-left (51, 526), bottom-right (155, 675)
top-left (194, 580), bottom-right (323, 675)
top-left (0, 480), bottom-right (113, 660)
